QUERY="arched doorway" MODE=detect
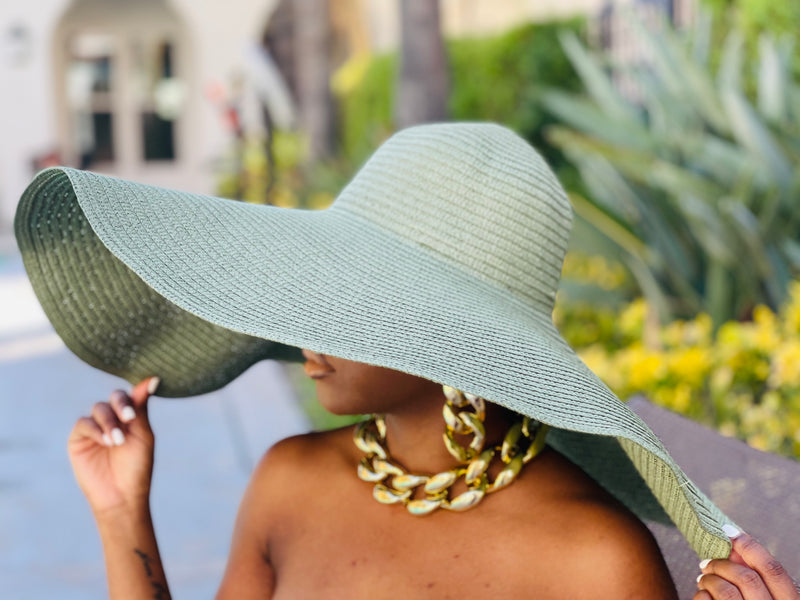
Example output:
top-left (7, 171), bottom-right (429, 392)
top-left (52, 0), bottom-right (192, 181)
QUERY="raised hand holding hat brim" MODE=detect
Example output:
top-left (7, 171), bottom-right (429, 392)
top-left (68, 376), bottom-right (160, 518)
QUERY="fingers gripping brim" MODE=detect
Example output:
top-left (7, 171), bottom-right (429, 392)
top-left (15, 168), bottom-right (301, 397)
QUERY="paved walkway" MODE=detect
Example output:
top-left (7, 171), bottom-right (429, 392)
top-left (0, 252), bottom-right (311, 598)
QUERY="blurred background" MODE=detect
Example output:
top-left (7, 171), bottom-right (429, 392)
top-left (2, 0), bottom-right (799, 596)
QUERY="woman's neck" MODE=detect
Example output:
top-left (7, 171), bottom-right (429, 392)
top-left (380, 391), bottom-right (516, 475)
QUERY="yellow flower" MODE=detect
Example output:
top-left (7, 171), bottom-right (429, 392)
top-left (685, 313), bottom-right (712, 347)
top-left (769, 340), bottom-right (800, 389)
top-left (754, 360), bottom-right (771, 381)
top-left (622, 344), bottom-right (666, 392)
top-left (271, 187), bottom-right (299, 208)
top-left (710, 366), bottom-right (733, 394)
top-left (780, 281), bottom-right (800, 334)
top-left (752, 305), bottom-right (780, 352)
top-left (553, 283), bottom-right (800, 459)
top-left (669, 383), bottom-right (693, 413)
top-left (747, 433), bottom-right (771, 452)
top-left (668, 347), bottom-right (712, 387)
top-left (331, 53), bottom-right (372, 95)
top-left (717, 321), bottom-right (751, 352)
top-left (307, 192), bottom-right (334, 210)
top-left (578, 344), bottom-right (607, 376)
top-left (619, 298), bottom-right (648, 340)
top-left (718, 421), bottom-right (738, 438)
top-left (661, 319), bottom-right (685, 349)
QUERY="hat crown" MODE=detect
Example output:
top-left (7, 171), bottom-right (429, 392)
top-left (332, 123), bottom-right (573, 314)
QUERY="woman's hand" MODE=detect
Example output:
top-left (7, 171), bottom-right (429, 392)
top-left (67, 377), bottom-right (160, 517)
top-left (694, 526), bottom-right (799, 600)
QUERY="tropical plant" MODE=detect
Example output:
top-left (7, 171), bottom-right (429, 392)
top-left (336, 19), bottom-right (583, 169)
top-left (543, 15), bottom-right (800, 329)
top-left (702, 0), bottom-right (800, 47)
top-left (554, 284), bottom-right (800, 460)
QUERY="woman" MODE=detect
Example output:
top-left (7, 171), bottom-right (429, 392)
top-left (17, 123), bottom-right (798, 599)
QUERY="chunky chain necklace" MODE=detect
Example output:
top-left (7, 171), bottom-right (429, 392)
top-left (354, 385), bottom-right (548, 515)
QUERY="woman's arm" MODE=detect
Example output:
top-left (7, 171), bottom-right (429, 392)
top-left (68, 377), bottom-right (171, 599)
top-left (95, 507), bottom-right (170, 599)
top-left (215, 440), bottom-right (297, 599)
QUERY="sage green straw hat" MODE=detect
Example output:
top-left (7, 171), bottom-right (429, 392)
top-left (15, 122), bottom-right (732, 558)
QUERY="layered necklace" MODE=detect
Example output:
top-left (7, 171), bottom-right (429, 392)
top-left (354, 385), bottom-right (548, 515)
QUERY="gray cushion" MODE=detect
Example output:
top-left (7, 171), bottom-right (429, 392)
top-left (630, 396), bottom-right (800, 599)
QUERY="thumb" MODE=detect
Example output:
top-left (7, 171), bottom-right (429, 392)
top-left (129, 376), bottom-right (160, 416)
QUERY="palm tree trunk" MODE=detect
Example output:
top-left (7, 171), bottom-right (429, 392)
top-left (294, 0), bottom-right (335, 161)
top-left (396, 0), bottom-right (449, 128)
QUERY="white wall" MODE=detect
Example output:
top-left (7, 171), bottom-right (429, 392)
top-left (0, 0), bottom-right (71, 237)
top-left (167, 0), bottom-right (279, 180)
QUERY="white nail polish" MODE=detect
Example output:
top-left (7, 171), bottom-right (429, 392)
top-left (102, 433), bottom-right (113, 447)
top-left (147, 377), bottom-right (160, 395)
top-left (111, 428), bottom-right (125, 446)
top-left (696, 573), bottom-right (704, 584)
top-left (722, 524), bottom-right (742, 539)
top-left (699, 559), bottom-right (711, 569)
top-left (121, 406), bottom-right (136, 422)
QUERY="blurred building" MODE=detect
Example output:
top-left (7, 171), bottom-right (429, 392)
top-left (0, 0), bottom-right (691, 241)
top-left (0, 0), bottom-right (285, 242)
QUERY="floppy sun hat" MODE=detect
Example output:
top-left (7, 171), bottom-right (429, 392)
top-left (15, 122), bottom-right (733, 558)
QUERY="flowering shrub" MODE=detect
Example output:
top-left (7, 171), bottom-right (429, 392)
top-left (555, 280), bottom-right (800, 460)
top-left (216, 132), bottom-right (342, 209)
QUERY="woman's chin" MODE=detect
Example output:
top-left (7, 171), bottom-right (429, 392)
top-left (315, 390), bottom-right (364, 416)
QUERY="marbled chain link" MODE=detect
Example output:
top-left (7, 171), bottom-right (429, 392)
top-left (354, 385), bottom-right (549, 515)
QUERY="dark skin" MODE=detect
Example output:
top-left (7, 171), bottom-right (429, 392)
top-left (67, 354), bottom-right (799, 599)
top-left (219, 351), bottom-right (677, 599)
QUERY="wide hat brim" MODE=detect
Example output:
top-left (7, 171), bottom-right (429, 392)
top-left (16, 155), bottom-right (732, 559)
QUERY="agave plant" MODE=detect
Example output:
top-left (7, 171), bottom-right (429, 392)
top-left (544, 13), bottom-right (800, 329)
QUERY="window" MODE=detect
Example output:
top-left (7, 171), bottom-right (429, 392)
top-left (64, 32), bottom-right (183, 168)
top-left (134, 40), bottom-right (179, 161)
top-left (67, 34), bottom-right (116, 168)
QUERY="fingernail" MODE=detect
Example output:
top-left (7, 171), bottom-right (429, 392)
top-left (121, 406), bottom-right (136, 422)
top-left (722, 524), bottom-right (742, 539)
top-left (111, 428), bottom-right (125, 446)
top-left (147, 377), bottom-right (160, 395)
top-left (699, 559), bottom-right (711, 569)
top-left (696, 573), bottom-right (704, 584)
top-left (102, 433), bottom-right (113, 447)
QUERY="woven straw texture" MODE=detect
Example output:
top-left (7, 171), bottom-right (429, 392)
top-left (15, 122), bottom-right (731, 558)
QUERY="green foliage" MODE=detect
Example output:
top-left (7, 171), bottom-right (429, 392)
top-left (337, 54), bottom-right (397, 164)
top-left (447, 20), bottom-right (583, 170)
top-left (216, 132), bottom-right (350, 209)
top-left (338, 19), bottom-right (585, 171)
top-left (543, 18), bottom-right (800, 329)
top-left (220, 19), bottom-right (588, 208)
top-left (554, 290), bottom-right (800, 460)
top-left (702, 0), bottom-right (800, 41)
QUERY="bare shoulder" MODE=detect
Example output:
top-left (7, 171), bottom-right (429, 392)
top-left (508, 449), bottom-right (678, 599)
top-left (556, 498), bottom-right (677, 599)
top-left (250, 426), bottom-right (355, 493)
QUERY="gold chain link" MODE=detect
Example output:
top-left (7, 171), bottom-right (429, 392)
top-left (354, 385), bottom-right (549, 515)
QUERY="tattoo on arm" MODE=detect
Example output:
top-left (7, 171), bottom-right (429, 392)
top-left (134, 548), bottom-right (171, 600)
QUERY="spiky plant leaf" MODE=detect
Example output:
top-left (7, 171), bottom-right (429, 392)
top-left (545, 14), bottom-right (800, 327)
